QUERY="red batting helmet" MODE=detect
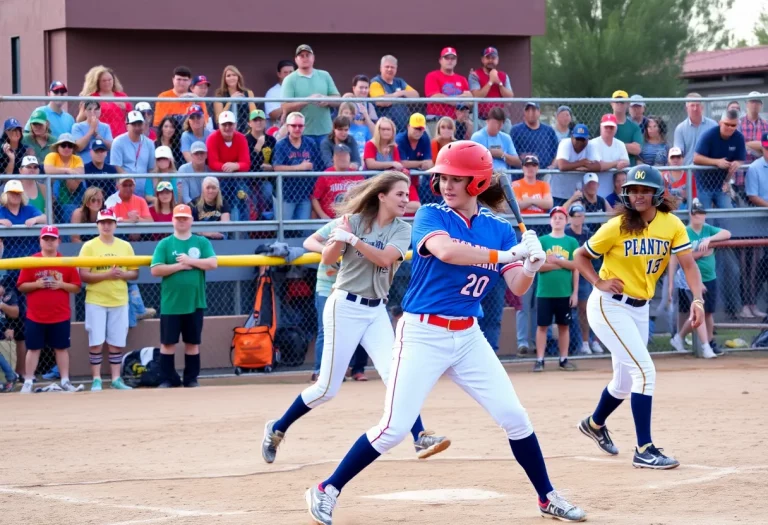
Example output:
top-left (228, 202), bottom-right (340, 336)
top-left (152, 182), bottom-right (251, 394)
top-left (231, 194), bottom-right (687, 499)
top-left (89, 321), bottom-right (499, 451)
top-left (427, 140), bottom-right (493, 197)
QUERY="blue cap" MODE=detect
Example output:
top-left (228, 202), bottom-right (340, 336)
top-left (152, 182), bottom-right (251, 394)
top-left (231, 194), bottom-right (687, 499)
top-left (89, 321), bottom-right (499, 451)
top-left (91, 139), bottom-right (108, 151)
top-left (524, 101), bottom-right (540, 109)
top-left (572, 123), bottom-right (589, 139)
top-left (556, 105), bottom-right (572, 115)
top-left (568, 203), bottom-right (585, 216)
top-left (49, 80), bottom-right (67, 93)
top-left (333, 144), bottom-right (351, 155)
top-left (3, 118), bottom-right (22, 132)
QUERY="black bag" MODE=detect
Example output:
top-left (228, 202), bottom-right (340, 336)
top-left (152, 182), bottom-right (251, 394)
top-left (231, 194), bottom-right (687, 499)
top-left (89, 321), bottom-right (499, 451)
top-left (121, 347), bottom-right (163, 388)
top-left (752, 315), bottom-right (768, 348)
top-left (274, 326), bottom-right (309, 367)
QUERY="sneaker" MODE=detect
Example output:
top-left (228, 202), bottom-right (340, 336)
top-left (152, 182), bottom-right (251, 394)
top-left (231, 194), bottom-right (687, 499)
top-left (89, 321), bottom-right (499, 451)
top-left (111, 377), bottom-right (133, 390)
top-left (306, 483), bottom-right (338, 525)
top-left (750, 305), bottom-right (767, 318)
top-left (632, 444), bottom-right (680, 469)
top-left (42, 365), bottom-right (60, 380)
top-left (91, 378), bottom-right (103, 392)
top-left (20, 380), bottom-right (33, 394)
top-left (183, 380), bottom-right (199, 388)
top-left (310, 373), bottom-right (318, 383)
top-left (700, 344), bottom-right (717, 359)
top-left (517, 345), bottom-right (529, 355)
top-left (136, 307), bottom-right (157, 321)
top-left (261, 419), bottom-right (284, 464)
top-left (0, 381), bottom-right (14, 392)
top-left (157, 381), bottom-right (174, 388)
top-left (414, 430), bottom-right (451, 459)
top-left (590, 341), bottom-right (605, 354)
top-left (533, 360), bottom-right (544, 373)
top-left (559, 359), bottom-right (577, 371)
top-left (669, 335), bottom-right (686, 353)
top-left (538, 489), bottom-right (587, 522)
top-left (739, 306), bottom-right (756, 318)
top-left (711, 340), bottom-right (724, 356)
top-left (580, 341), bottom-right (592, 355)
top-left (60, 380), bottom-right (80, 392)
top-left (351, 372), bottom-right (368, 382)
top-left (577, 417), bottom-right (619, 455)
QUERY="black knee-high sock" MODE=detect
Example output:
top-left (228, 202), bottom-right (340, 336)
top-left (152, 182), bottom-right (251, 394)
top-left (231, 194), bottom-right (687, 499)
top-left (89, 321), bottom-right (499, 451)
top-left (509, 433), bottom-right (554, 502)
top-left (184, 354), bottom-right (201, 384)
top-left (160, 354), bottom-right (177, 384)
top-left (322, 434), bottom-right (381, 493)
top-left (591, 387), bottom-right (624, 426)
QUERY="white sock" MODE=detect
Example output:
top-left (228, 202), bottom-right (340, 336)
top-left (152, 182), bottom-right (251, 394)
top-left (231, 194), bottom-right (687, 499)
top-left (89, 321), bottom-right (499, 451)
top-left (61, 377), bottom-right (70, 384)
top-left (672, 334), bottom-right (682, 343)
top-left (702, 343), bottom-right (712, 352)
top-left (23, 379), bottom-right (32, 384)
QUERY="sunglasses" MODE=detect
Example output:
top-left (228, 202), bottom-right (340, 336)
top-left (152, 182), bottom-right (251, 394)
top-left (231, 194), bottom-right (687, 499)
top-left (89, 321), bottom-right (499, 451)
top-left (59, 143), bottom-right (74, 149)
top-left (188, 114), bottom-right (203, 119)
top-left (288, 123), bottom-right (305, 129)
top-left (156, 182), bottom-right (173, 192)
top-left (89, 197), bottom-right (103, 203)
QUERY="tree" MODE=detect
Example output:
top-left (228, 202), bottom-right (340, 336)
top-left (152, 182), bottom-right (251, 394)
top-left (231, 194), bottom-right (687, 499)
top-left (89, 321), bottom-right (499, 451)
top-left (754, 10), bottom-right (768, 45)
top-left (532, 0), bottom-right (735, 97)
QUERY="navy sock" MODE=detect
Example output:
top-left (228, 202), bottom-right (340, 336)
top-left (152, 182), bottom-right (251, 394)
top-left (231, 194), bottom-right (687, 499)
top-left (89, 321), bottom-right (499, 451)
top-left (509, 433), bottom-right (553, 502)
top-left (410, 415), bottom-right (425, 441)
top-left (273, 395), bottom-right (312, 434)
top-left (160, 354), bottom-right (178, 385)
top-left (591, 387), bottom-right (624, 426)
top-left (322, 434), bottom-right (381, 493)
top-left (630, 393), bottom-right (653, 447)
top-left (183, 354), bottom-right (200, 384)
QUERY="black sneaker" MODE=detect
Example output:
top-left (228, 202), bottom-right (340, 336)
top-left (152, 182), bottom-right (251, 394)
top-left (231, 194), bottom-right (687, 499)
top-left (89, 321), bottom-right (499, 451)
top-left (632, 444), bottom-right (680, 469)
top-left (577, 417), bottom-right (619, 455)
top-left (559, 358), bottom-right (577, 371)
top-left (710, 340), bottom-right (724, 356)
top-left (533, 360), bottom-right (544, 373)
top-left (158, 381), bottom-right (174, 388)
top-left (183, 380), bottom-right (200, 388)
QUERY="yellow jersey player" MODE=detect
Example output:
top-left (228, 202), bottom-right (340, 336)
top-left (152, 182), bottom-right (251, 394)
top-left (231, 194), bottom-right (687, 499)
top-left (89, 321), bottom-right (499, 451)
top-left (573, 164), bottom-right (704, 470)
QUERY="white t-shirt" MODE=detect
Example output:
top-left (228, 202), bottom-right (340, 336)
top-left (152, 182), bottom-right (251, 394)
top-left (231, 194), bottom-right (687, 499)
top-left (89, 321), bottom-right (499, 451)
top-left (589, 136), bottom-right (629, 196)
top-left (552, 138), bottom-right (599, 199)
top-left (264, 83), bottom-right (283, 127)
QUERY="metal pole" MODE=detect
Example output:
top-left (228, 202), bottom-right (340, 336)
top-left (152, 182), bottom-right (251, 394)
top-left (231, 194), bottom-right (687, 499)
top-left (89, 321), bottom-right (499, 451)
top-left (45, 175), bottom-right (54, 223)
top-left (276, 174), bottom-right (284, 242)
top-left (472, 102), bottom-right (479, 133)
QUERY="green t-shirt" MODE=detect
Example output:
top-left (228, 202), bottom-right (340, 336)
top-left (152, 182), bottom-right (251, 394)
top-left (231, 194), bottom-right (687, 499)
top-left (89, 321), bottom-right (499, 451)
top-left (687, 223), bottom-right (721, 282)
top-left (537, 234), bottom-right (580, 298)
top-left (615, 119), bottom-right (644, 166)
top-left (150, 234), bottom-right (216, 315)
top-left (281, 69), bottom-right (340, 136)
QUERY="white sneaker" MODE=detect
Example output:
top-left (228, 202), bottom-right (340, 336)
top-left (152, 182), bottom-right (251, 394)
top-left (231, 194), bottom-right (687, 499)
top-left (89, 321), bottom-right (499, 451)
top-left (670, 335), bottom-right (686, 353)
top-left (685, 334), bottom-right (693, 346)
top-left (580, 341), bottom-right (592, 355)
top-left (20, 380), bottom-right (33, 394)
top-left (700, 344), bottom-right (717, 359)
top-left (590, 341), bottom-right (605, 354)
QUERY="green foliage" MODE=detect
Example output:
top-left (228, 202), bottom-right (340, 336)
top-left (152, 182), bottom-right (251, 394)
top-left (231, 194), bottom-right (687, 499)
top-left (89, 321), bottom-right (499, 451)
top-left (532, 0), bottom-right (735, 97)
top-left (754, 10), bottom-right (768, 45)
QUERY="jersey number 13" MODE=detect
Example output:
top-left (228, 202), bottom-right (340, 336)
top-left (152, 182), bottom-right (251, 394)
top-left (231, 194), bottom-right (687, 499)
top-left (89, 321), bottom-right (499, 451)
top-left (646, 258), bottom-right (662, 275)
top-left (461, 274), bottom-right (490, 297)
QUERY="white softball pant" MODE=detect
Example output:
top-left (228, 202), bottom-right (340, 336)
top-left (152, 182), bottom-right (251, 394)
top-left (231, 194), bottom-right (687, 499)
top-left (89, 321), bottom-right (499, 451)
top-left (301, 289), bottom-right (394, 407)
top-left (365, 313), bottom-right (533, 454)
top-left (587, 290), bottom-right (656, 397)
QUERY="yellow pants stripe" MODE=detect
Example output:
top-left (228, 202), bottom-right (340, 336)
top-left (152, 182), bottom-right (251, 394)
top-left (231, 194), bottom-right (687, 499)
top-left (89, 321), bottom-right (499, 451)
top-left (599, 296), bottom-right (646, 394)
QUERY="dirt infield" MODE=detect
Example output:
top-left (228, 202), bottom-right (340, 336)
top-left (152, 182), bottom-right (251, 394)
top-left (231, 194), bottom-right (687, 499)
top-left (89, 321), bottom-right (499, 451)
top-left (2, 353), bottom-right (767, 525)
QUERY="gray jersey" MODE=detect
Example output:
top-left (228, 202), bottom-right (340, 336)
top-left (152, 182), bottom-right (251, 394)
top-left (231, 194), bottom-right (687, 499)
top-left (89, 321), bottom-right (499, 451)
top-left (333, 214), bottom-right (411, 299)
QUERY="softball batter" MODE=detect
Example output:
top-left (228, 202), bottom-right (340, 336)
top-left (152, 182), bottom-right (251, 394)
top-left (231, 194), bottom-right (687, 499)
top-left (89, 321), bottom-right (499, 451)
top-left (574, 164), bottom-right (704, 469)
top-left (305, 141), bottom-right (586, 524)
top-left (262, 170), bottom-right (449, 464)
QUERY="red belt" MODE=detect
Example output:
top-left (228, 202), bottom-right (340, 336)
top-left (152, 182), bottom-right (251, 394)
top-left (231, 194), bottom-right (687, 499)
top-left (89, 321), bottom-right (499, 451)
top-left (419, 314), bottom-right (474, 331)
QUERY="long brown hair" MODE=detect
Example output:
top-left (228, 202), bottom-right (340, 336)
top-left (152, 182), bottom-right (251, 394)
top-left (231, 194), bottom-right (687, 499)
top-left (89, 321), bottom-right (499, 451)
top-left (335, 170), bottom-right (410, 231)
top-left (77, 186), bottom-right (105, 223)
top-left (477, 172), bottom-right (508, 213)
top-left (215, 65), bottom-right (248, 97)
top-left (613, 194), bottom-right (678, 236)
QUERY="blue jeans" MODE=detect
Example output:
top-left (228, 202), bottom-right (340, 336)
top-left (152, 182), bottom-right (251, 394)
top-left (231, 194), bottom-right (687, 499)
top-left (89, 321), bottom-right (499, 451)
top-left (128, 283), bottom-right (147, 328)
top-left (479, 278), bottom-right (505, 352)
top-left (516, 275), bottom-right (537, 349)
top-left (0, 351), bottom-right (16, 381)
top-left (281, 199), bottom-right (312, 221)
top-left (696, 188), bottom-right (733, 209)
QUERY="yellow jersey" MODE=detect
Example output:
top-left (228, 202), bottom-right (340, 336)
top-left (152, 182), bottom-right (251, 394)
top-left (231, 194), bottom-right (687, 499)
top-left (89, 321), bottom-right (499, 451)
top-left (584, 212), bottom-right (691, 300)
top-left (78, 237), bottom-right (137, 307)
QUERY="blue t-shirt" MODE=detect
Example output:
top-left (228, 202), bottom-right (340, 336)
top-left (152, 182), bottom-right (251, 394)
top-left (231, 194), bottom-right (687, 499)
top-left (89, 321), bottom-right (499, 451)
top-left (510, 122), bottom-right (559, 168)
top-left (470, 128), bottom-right (517, 172)
top-left (401, 203), bottom-right (518, 317)
top-left (272, 137), bottom-right (320, 203)
top-left (395, 131), bottom-right (432, 163)
top-left (71, 121), bottom-right (114, 164)
top-left (694, 126), bottom-right (747, 192)
top-left (84, 161), bottom-right (118, 196)
top-left (181, 130), bottom-right (212, 154)
top-left (109, 133), bottom-right (156, 197)
top-left (369, 75), bottom-right (411, 132)
top-left (349, 123), bottom-right (371, 161)
top-left (24, 105), bottom-right (75, 139)
top-left (0, 205), bottom-right (43, 259)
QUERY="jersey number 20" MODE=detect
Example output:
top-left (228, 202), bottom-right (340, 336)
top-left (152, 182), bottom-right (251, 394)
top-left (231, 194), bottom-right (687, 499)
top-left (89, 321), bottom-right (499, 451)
top-left (461, 274), bottom-right (490, 297)
top-left (646, 258), bottom-right (662, 274)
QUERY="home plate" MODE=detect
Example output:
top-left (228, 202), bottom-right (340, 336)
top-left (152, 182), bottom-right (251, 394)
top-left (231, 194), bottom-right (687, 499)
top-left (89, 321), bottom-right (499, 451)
top-left (364, 488), bottom-right (505, 503)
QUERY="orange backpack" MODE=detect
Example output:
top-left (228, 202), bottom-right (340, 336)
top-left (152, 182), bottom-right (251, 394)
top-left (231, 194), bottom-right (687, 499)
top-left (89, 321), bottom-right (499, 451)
top-left (231, 269), bottom-right (277, 374)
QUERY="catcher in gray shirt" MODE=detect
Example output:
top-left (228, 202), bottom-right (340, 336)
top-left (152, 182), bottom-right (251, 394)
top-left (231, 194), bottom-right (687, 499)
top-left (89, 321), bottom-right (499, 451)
top-left (261, 171), bottom-right (450, 464)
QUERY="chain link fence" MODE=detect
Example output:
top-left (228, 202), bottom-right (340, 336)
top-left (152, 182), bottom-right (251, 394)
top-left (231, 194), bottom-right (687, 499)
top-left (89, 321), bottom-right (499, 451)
top-left (0, 93), bottom-right (767, 381)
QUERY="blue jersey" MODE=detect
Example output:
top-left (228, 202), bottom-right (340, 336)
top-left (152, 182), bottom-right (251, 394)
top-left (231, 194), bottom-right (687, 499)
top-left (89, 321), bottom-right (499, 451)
top-left (402, 203), bottom-right (520, 317)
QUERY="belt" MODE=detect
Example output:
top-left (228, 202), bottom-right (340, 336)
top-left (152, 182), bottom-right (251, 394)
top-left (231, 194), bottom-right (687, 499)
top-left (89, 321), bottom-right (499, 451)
top-left (419, 314), bottom-right (474, 331)
top-left (612, 294), bottom-right (647, 308)
top-left (346, 292), bottom-right (382, 307)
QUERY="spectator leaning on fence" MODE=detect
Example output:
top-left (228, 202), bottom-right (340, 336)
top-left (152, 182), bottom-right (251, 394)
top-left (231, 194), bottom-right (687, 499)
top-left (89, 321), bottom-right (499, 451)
top-left (674, 92), bottom-right (718, 166)
top-left (179, 141), bottom-right (208, 204)
top-left (424, 47), bottom-right (472, 118)
top-left (135, 102), bottom-right (157, 141)
top-left (662, 147), bottom-right (694, 209)
top-left (44, 134), bottom-right (85, 205)
top-left (589, 114), bottom-right (630, 197)
top-left (190, 176), bottom-right (230, 240)
top-left (740, 92), bottom-right (768, 165)
top-left (70, 186), bottom-right (105, 243)
top-left (471, 107), bottom-right (520, 172)
top-left (190, 75), bottom-right (214, 131)
top-left (181, 105), bottom-right (212, 164)
top-left (24, 81), bottom-right (75, 139)
top-left (639, 116), bottom-right (669, 167)
top-left (693, 109), bottom-right (746, 210)
top-left (213, 65), bottom-right (257, 135)
top-left (746, 132), bottom-right (768, 207)
top-left (206, 110), bottom-right (250, 220)
top-left (22, 110), bottom-right (56, 164)
top-left (369, 55), bottom-right (418, 132)
top-left (312, 144), bottom-right (364, 220)
top-left (16, 156), bottom-right (46, 214)
top-left (566, 172), bottom-right (612, 213)
top-left (605, 171), bottom-right (627, 208)
top-left (72, 101), bottom-right (114, 165)
top-left (77, 65), bottom-right (131, 138)
top-left (265, 60), bottom-right (296, 126)
top-left (106, 177), bottom-right (153, 244)
top-left (154, 66), bottom-right (195, 126)
top-left (155, 117), bottom-right (184, 169)
top-left (338, 103), bottom-right (370, 163)
top-left (320, 116), bottom-right (361, 170)
top-left (84, 139), bottom-right (117, 196)
top-left (1, 118), bottom-right (25, 175)
top-left (150, 204), bottom-right (217, 388)
top-left (454, 103), bottom-right (474, 140)
top-left (343, 75), bottom-right (378, 126)
top-left (78, 209), bottom-right (137, 391)
top-left (17, 225), bottom-right (83, 394)
top-left (512, 154), bottom-right (552, 214)
top-left (146, 145), bottom-right (179, 206)
top-left (610, 90), bottom-right (643, 166)
top-left (363, 117), bottom-right (404, 172)
top-left (554, 123), bottom-right (601, 207)
top-left (110, 111), bottom-right (156, 199)
top-left (553, 106), bottom-right (572, 142)
top-left (273, 112), bottom-right (320, 222)
top-left (395, 113), bottom-right (433, 171)
top-left (0, 179), bottom-right (46, 252)
top-left (510, 101), bottom-right (559, 169)
top-left (629, 95), bottom-right (649, 134)
top-left (468, 46), bottom-right (514, 121)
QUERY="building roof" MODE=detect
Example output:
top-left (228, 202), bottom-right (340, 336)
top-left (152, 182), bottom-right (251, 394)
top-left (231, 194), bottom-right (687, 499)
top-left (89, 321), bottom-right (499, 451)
top-left (683, 45), bottom-right (768, 78)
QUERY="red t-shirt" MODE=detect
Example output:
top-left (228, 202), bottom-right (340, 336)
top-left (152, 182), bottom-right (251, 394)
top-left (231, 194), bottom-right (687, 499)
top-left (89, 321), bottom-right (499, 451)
top-left (206, 131), bottom-right (250, 173)
top-left (91, 91), bottom-right (132, 138)
top-left (17, 252), bottom-right (81, 324)
top-left (424, 70), bottom-right (470, 117)
top-left (363, 141), bottom-right (402, 162)
top-left (312, 169), bottom-right (364, 217)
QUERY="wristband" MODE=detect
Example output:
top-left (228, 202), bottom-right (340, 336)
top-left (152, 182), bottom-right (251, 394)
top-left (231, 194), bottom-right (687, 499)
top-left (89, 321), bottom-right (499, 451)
top-left (523, 266), bottom-right (537, 278)
top-left (692, 299), bottom-right (705, 310)
top-left (348, 235), bottom-right (359, 247)
top-left (489, 249), bottom-right (499, 264)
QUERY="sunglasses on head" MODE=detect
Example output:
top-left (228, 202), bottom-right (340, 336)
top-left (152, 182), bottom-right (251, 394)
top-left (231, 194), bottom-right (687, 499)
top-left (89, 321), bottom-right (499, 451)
top-left (156, 181), bottom-right (173, 192)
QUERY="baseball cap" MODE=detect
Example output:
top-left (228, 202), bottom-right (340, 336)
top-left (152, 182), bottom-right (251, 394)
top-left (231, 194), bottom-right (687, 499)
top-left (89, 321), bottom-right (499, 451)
top-left (690, 198), bottom-right (706, 215)
top-left (52, 133), bottom-right (77, 149)
top-left (669, 146), bottom-right (683, 158)
top-left (3, 180), bottom-right (24, 194)
top-left (523, 154), bottom-right (539, 166)
top-left (456, 103), bottom-right (470, 111)
top-left (91, 139), bottom-right (108, 151)
top-left (549, 206), bottom-right (568, 217)
top-left (409, 113), bottom-right (426, 129)
top-left (40, 225), bottom-right (59, 239)
top-left (118, 177), bottom-right (136, 185)
top-left (126, 111), bottom-right (144, 124)
top-left (568, 203), bottom-right (586, 216)
top-left (600, 114), bottom-right (618, 127)
top-left (482, 46), bottom-right (498, 57)
top-left (29, 110), bottom-right (47, 125)
top-left (583, 172), bottom-right (599, 185)
top-left (556, 105), bottom-right (572, 115)
top-left (156, 180), bottom-right (174, 193)
top-left (3, 118), bottom-right (21, 132)
top-left (173, 204), bottom-right (194, 218)
top-left (186, 104), bottom-right (203, 116)
top-left (630, 94), bottom-right (645, 107)
top-left (218, 110), bottom-right (236, 125)
top-left (135, 102), bottom-right (152, 113)
top-left (155, 145), bottom-right (173, 160)
top-left (440, 47), bottom-right (457, 58)
top-left (295, 44), bottom-right (314, 56)
top-left (333, 143), bottom-right (351, 155)
top-left (49, 81), bottom-right (67, 93)
top-left (192, 75), bottom-right (210, 87)
top-left (748, 91), bottom-right (764, 103)
top-left (612, 90), bottom-right (629, 99)
top-left (572, 123), bottom-right (589, 139)
top-left (524, 101), bottom-right (540, 110)
top-left (96, 209), bottom-right (117, 222)
top-left (21, 155), bottom-right (39, 167)
top-left (190, 141), bottom-right (208, 154)
top-left (249, 109), bottom-right (266, 121)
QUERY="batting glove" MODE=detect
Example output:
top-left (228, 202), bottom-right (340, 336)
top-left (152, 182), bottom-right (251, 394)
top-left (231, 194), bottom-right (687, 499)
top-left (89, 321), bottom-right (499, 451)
top-left (329, 228), bottom-right (359, 246)
top-left (523, 248), bottom-right (546, 275)
top-left (523, 234), bottom-right (543, 254)
top-left (498, 245), bottom-right (529, 263)
top-left (521, 229), bottom-right (538, 242)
